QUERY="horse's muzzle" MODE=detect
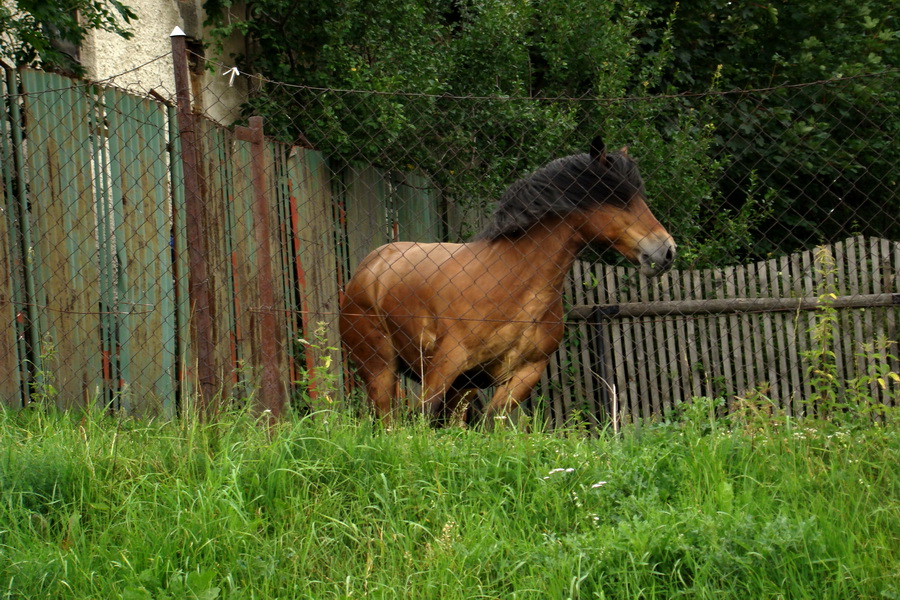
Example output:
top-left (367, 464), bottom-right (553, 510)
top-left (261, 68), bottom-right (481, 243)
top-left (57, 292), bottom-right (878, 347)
top-left (638, 235), bottom-right (676, 276)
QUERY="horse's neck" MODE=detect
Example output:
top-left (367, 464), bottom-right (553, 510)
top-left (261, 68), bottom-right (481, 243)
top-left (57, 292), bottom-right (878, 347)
top-left (492, 221), bottom-right (584, 294)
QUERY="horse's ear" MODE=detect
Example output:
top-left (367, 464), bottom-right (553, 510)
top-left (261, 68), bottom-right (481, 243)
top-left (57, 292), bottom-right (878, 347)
top-left (590, 136), bottom-right (608, 166)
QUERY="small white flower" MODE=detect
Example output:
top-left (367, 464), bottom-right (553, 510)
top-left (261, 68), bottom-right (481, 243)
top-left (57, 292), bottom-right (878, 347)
top-left (591, 481), bottom-right (608, 488)
top-left (547, 467), bottom-right (575, 476)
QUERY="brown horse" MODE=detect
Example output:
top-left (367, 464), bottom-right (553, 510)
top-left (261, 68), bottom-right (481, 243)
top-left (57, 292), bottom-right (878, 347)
top-left (339, 138), bottom-right (676, 425)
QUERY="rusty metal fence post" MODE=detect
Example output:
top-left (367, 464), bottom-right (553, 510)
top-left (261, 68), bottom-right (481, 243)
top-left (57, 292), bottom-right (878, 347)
top-left (170, 27), bottom-right (218, 417)
top-left (234, 116), bottom-right (286, 419)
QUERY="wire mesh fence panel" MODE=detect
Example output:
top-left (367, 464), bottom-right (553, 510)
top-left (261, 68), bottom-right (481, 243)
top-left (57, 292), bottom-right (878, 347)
top-left (1, 57), bottom-right (898, 425)
top-left (231, 70), bottom-right (894, 427)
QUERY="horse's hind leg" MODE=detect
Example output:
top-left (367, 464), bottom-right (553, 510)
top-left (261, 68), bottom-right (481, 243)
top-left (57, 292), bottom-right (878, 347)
top-left (360, 362), bottom-right (397, 423)
top-left (434, 386), bottom-right (478, 427)
top-left (341, 313), bottom-right (398, 423)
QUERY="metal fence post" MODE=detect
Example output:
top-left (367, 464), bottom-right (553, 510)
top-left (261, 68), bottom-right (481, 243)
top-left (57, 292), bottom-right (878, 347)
top-left (170, 27), bottom-right (218, 418)
top-left (234, 116), bottom-right (286, 419)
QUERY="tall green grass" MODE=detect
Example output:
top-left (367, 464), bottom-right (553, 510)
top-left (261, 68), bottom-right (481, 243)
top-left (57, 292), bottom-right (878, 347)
top-left (1, 404), bottom-right (898, 599)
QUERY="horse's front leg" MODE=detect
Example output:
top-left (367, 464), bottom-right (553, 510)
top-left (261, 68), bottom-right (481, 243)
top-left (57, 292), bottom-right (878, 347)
top-left (482, 360), bottom-right (549, 425)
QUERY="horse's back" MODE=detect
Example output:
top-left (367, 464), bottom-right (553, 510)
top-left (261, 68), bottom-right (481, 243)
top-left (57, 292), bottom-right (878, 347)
top-left (344, 241), bottom-right (468, 306)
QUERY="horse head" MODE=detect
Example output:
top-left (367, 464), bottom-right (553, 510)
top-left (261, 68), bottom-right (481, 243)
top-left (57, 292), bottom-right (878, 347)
top-left (576, 137), bottom-right (676, 276)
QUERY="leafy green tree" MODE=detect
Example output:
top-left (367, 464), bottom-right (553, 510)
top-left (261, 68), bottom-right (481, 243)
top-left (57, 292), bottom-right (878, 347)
top-left (639, 0), bottom-right (899, 254)
top-left (205, 0), bottom-right (737, 263)
top-left (0, 0), bottom-right (136, 74)
top-left (204, 0), bottom-right (896, 265)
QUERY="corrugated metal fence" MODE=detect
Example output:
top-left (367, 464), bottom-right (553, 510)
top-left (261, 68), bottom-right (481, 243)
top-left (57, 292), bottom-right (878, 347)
top-left (0, 67), bottom-right (441, 416)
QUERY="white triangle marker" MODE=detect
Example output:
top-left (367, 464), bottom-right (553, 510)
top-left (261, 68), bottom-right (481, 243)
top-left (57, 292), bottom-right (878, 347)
top-left (170, 26), bottom-right (185, 37)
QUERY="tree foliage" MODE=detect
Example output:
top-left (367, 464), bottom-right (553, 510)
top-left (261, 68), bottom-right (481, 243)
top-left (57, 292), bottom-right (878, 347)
top-left (0, 0), bottom-right (136, 74)
top-left (640, 0), bottom-right (899, 252)
top-left (204, 0), bottom-right (897, 264)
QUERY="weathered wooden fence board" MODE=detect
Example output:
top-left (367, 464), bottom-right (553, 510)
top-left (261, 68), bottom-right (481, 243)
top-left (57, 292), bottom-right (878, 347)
top-left (395, 171), bottom-right (441, 243)
top-left (0, 69), bottom-right (24, 406)
top-left (343, 164), bottom-right (389, 271)
top-left (270, 145), bottom-right (305, 391)
top-left (0, 154), bottom-right (19, 405)
top-left (0, 182), bottom-right (18, 405)
top-left (223, 133), bottom-right (290, 404)
top-left (168, 105), bottom-right (192, 403)
top-left (285, 148), bottom-right (342, 396)
top-left (230, 137), bottom-right (260, 391)
top-left (202, 122), bottom-right (240, 397)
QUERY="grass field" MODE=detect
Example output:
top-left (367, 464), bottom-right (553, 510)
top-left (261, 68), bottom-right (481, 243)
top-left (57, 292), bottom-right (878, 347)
top-left (1, 403), bottom-right (898, 599)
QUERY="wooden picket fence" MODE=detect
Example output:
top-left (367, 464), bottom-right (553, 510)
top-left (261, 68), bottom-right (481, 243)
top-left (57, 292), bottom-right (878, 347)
top-left (528, 236), bottom-right (900, 426)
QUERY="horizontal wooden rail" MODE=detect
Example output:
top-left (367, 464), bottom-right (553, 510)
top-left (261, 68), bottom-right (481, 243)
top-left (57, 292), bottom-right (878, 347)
top-left (568, 292), bottom-right (900, 320)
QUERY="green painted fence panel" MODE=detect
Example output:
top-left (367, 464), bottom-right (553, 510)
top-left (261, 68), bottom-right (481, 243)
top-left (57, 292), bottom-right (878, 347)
top-left (344, 164), bottom-right (390, 270)
top-left (104, 88), bottom-right (177, 415)
top-left (21, 70), bottom-right (102, 409)
top-left (93, 81), bottom-right (116, 409)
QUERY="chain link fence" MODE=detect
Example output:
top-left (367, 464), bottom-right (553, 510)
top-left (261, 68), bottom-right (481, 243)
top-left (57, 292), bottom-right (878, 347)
top-left (2, 51), bottom-right (898, 426)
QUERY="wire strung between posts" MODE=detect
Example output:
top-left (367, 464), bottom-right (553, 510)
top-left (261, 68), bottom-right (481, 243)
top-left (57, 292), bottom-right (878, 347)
top-left (0, 52), bottom-right (174, 98)
top-left (247, 305), bottom-right (827, 328)
top-left (10, 301), bottom-right (156, 316)
top-left (186, 49), bottom-right (899, 103)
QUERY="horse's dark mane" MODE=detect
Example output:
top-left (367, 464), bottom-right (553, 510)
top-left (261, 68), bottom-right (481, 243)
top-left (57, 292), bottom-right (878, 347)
top-left (473, 151), bottom-right (646, 241)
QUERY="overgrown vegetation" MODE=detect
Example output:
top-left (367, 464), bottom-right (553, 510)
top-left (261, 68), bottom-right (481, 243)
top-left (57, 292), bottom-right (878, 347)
top-left (203, 0), bottom-right (898, 265)
top-left (0, 404), bottom-right (897, 599)
top-left (641, 0), bottom-right (899, 252)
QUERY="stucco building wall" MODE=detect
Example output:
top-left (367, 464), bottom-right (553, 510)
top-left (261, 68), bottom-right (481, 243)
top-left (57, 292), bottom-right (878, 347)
top-left (80, 0), bottom-right (246, 124)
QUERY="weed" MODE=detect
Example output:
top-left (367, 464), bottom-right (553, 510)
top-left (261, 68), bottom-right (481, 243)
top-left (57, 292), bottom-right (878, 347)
top-left (27, 333), bottom-right (58, 406)
top-left (803, 245), bottom-right (900, 426)
top-left (294, 321), bottom-right (342, 414)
